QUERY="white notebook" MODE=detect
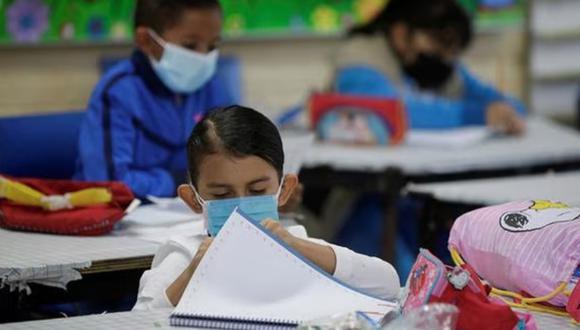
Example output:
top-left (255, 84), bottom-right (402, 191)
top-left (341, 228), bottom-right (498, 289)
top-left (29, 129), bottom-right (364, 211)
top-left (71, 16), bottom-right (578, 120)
top-left (170, 209), bottom-right (396, 329)
top-left (405, 127), bottom-right (495, 148)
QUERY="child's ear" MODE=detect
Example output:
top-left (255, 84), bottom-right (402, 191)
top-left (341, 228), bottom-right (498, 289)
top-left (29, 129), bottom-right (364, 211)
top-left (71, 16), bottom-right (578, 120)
top-left (178, 184), bottom-right (203, 214)
top-left (390, 23), bottom-right (412, 60)
top-left (135, 26), bottom-right (163, 60)
top-left (277, 174), bottom-right (299, 207)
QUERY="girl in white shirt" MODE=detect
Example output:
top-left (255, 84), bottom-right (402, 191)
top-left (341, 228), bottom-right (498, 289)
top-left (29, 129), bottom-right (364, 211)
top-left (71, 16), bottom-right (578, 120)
top-left (133, 105), bottom-right (400, 310)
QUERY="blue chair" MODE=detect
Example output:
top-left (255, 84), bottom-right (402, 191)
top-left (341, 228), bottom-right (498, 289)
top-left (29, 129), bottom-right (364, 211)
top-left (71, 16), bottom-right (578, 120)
top-left (0, 112), bottom-right (84, 179)
top-left (215, 56), bottom-right (243, 104)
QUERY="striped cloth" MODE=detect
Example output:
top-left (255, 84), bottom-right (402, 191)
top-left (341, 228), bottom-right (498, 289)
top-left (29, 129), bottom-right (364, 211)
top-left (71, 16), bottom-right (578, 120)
top-left (449, 200), bottom-right (580, 306)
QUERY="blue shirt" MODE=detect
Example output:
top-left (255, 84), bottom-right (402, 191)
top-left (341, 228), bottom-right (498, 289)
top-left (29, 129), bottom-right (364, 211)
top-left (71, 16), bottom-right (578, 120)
top-left (334, 64), bottom-right (526, 129)
top-left (75, 50), bottom-right (237, 197)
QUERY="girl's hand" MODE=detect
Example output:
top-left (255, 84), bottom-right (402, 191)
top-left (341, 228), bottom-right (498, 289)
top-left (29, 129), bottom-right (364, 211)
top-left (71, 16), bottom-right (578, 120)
top-left (261, 219), bottom-right (336, 274)
top-left (166, 237), bottom-right (213, 306)
top-left (261, 219), bottom-right (296, 246)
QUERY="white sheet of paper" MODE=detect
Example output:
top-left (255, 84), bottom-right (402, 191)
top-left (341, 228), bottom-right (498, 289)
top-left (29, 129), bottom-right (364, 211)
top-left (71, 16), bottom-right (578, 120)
top-left (172, 209), bottom-right (395, 325)
top-left (145, 196), bottom-right (192, 213)
top-left (405, 127), bottom-right (494, 149)
top-left (113, 221), bottom-right (205, 244)
top-left (121, 204), bottom-right (195, 227)
top-left (117, 201), bottom-right (204, 243)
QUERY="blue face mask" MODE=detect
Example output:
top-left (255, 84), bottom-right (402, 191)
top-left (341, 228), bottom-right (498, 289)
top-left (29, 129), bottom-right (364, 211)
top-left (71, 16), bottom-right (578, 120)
top-left (148, 29), bottom-right (218, 94)
top-left (192, 181), bottom-right (283, 237)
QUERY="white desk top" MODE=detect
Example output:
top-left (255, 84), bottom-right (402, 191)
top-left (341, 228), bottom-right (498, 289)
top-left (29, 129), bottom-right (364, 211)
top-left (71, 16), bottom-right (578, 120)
top-left (303, 117), bottom-right (580, 175)
top-left (0, 228), bottom-right (158, 291)
top-left (0, 230), bottom-right (158, 271)
top-left (407, 171), bottom-right (580, 206)
top-left (0, 201), bottom-right (204, 292)
top-left (1, 308), bottom-right (576, 330)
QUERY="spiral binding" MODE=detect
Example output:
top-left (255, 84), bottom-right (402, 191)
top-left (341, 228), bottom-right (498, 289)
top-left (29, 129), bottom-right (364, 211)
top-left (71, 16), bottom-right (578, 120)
top-left (170, 313), bottom-right (298, 329)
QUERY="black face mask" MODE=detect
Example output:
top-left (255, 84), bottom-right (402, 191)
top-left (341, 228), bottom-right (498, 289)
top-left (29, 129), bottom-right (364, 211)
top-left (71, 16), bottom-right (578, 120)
top-left (402, 53), bottom-right (454, 90)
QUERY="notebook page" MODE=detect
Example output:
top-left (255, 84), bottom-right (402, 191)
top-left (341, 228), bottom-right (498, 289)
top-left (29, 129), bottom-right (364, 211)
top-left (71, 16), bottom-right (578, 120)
top-left (173, 209), bottom-right (395, 323)
top-left (405, 127), bottom-right (494, 148)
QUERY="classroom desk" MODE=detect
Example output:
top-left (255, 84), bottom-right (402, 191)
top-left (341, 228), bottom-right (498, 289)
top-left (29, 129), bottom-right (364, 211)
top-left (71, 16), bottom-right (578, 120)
top-left (407, 171), bottom-right (580, 207)
top-left (406, 171), bottom-right (580, 257)
top-left (0, 228), bottom-right (158, 289)
top-left (298, 117), bottom-right (580, 262)
top-left (0, 228), bottom-right (159, 323)
top-left (302, 117), bottom-right (580, 179)
top-left (0, 309), bottom-right (174, 330)
top-left (1, 308), bottom-right (577, 330)
top-left (0, 203), bottom-right (204, 323)
top-left (0, 201), bottom-right (204, 290)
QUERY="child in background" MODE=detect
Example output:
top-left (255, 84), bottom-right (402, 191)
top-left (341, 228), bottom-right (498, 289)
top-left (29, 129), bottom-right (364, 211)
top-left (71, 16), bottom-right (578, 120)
top-left (335, 0), bottom-right (525, 134)
top-left (75, 0), bottom-right (237, 198)
top-left (303, 0), bottom-right (528, 280)
top-left (133, 106), bottom-right (400, 310)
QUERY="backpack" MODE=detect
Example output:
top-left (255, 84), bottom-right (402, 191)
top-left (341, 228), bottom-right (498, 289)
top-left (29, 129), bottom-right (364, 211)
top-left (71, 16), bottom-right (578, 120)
top-left (309, 93), bottom-right (407, 146)
top-left (0, 176), bottom-right (135, 235)
top-left (448, 200), bottom-right (580, 322)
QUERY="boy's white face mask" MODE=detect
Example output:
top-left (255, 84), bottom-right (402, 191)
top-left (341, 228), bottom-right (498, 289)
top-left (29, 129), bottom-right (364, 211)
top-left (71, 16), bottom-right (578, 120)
top-left (148, 29), bottom-right (218, 94)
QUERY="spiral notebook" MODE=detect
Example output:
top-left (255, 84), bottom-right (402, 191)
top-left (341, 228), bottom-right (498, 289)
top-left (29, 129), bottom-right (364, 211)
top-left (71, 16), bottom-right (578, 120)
top-left (170, 209), bottom-right (396, 329)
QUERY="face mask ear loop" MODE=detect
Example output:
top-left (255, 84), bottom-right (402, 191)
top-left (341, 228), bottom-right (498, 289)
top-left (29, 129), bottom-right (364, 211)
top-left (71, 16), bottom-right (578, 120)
top-left (188, 175), bottom-right (206, 206)
top-left (275, 175), bottom-right (286, 203)
top-left (147, 28), bottom-right (166, 48)
top-left (189, 182), bottom-right (212, 236)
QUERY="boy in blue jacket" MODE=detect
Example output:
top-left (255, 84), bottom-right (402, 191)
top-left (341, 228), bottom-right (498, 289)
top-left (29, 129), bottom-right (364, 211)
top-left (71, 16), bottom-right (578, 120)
top-left (76, 0), bottom-right (236, 197)
top-left (333, 0), bottom-right (525, 134)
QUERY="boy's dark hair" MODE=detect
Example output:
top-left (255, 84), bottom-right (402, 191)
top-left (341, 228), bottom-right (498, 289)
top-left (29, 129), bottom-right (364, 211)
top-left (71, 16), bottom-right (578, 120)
top-left (350, 0), bottom-right (473, 50)
top-left (135, 0), bottom-right (221, 32)
top-left (187, 105), bottom-right (284, 186)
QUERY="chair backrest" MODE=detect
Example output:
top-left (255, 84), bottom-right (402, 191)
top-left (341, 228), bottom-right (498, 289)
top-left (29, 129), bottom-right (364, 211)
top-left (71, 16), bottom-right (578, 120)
top-left (577, 84), bottom-right (580, 130)
top-left (0, 112), bottom-right (84, 179)
top-left (215, 56), bottom-right (243, 104)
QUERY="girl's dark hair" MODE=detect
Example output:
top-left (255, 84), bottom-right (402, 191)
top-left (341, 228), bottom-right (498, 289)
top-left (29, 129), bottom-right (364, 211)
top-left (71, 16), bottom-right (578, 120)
top-left (134, 0), bottom-right (221, 32)
top-left (350, 0), bottom-right (473, 50)
top-left (187, 105), bottom-right (284, 186)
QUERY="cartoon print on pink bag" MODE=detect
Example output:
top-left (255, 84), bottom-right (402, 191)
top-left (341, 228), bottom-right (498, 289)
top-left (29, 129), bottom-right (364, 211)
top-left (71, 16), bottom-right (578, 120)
top-left (500, 200), bottom-right (580, 233)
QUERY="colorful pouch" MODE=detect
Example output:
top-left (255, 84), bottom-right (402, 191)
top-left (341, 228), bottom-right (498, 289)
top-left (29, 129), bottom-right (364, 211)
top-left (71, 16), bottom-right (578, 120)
top-left (309, 93), bottom-right (407, 146)
top-left (402, 249), bottom-right (536, 330)
top-left (448, 200), bottom-right (580, 321)
top-left (0, 176), bottom-right (135, 236)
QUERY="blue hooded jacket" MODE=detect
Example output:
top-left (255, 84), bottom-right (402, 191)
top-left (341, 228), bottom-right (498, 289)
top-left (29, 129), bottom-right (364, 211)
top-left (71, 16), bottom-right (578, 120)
top-left (334, 63), bottom-right (526, 129)
top-left (75, 50), bottom-right (237, 197)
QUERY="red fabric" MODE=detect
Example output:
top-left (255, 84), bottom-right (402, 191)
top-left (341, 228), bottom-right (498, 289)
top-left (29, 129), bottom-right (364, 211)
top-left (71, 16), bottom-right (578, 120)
top-left (460, 262), bottom-right (491, 295)
top-left (567, 282), bottom-right (580, 322)
top-left (308, 93), bottom-right (407, 145)
top-left (431, 285), bottom-right (519, 330)
top-left (405, 250), bottom-right (521, 330)
top-left (0, 177), bottom-right (134, 236)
